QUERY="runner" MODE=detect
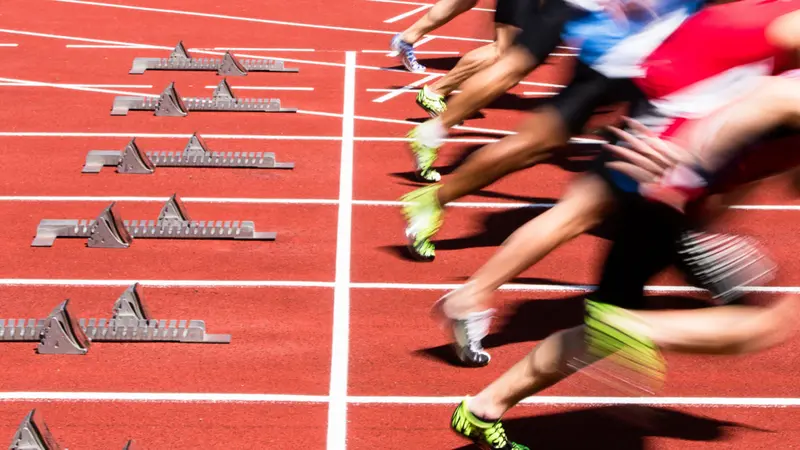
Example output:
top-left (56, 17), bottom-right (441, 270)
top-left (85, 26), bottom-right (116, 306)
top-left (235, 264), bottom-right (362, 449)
top-left (447, 96), bottom-right (800, 450)
top-left (401, 0), bottom-right (705, 260)
top-left (413, 0), bottom-right (535, 116)
top-left (433, 1), bottom-right (800, 367)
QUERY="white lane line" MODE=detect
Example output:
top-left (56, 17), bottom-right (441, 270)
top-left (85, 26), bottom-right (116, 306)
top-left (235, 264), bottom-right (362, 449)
top-left (327, 51), bottom-right (356, 450)
top-left (2, 28), bottom-right (568, 80)
top-left (0, 197), bottom-right (797, 212)
top-left (54, 0), bottom-right (496, 44)
top-left (0, 43), bottom-right (19, 47)
top-left (202, 85), bottom-right (314, 91)
top-left (1, 392), bottom-right (798, 407)
top-left (0, 76), bottom-right (158, 97)
top-left (208, 47), bottom-right (315, 52)
top-left (384, 4), bottom-right (432, 23)
top-left (0, 132), bottom-right (503, 143)
top-left (0, 82), bottom-right (152, 88)
top-left (362, 49), bottom-right (459, 54)
top-left (369, 0), bottom-right (495, 13)
top-left (372, 73), bottom-right (438, 103)
top-left (1, 279), bottom-right (800, 294)
top-left (66, 44), bottom-right (151, 48)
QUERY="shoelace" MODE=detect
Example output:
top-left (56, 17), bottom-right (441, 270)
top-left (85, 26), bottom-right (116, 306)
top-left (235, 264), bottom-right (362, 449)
top-left (484, 421), bottom-right (509, 448)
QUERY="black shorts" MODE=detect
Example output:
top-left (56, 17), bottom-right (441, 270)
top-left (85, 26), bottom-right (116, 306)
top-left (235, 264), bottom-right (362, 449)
top-left (588, 178), bottom-right (685, 310)
top-left (495, 0), bottom-right (536, 28)
top-left (513, 0), bottom-right (579, 63)
top-left (549, 62), bottom-right (647, 134)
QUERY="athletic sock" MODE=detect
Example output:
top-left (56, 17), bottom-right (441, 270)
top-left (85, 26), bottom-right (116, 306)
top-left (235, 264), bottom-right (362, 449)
top-left (416, 117), bottom-right (447, 148)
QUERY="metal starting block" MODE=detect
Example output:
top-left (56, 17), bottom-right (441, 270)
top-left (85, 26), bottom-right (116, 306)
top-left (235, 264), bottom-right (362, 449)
top-left (8, 409), bottom-right (141, 449)
top-left (81, 133), bottom-right (294, 174)
top-left (0, 284), bottom-right (231, 356)
top-left (111, 79), bottom-right (297, 116)
top-left (8, 409), bottom-right (62, 450)
top-left (31, 194), bottom-right (277, 248)
top-left (130, 41), bottom-right (298, 75)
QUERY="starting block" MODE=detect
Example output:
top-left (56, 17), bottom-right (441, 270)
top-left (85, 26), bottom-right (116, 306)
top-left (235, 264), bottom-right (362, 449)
top-left (81, 133), bottom-right (294, 174)
top-left (130, 41), bottom-right (298, 75)
top-left (111, 79), bottom-right (297, 116)
top-left (31, 194), bottom-right (277, 248)
top-left (0, 284), bottom-right (231, 356)
top-left (8, 409), bottom-right (141, 449)
top-left (8, 409), bottom-right (62, 450)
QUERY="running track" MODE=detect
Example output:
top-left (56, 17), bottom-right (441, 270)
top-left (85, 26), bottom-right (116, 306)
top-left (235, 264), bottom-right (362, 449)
top-left (1, 0), bottom-right (799, 448)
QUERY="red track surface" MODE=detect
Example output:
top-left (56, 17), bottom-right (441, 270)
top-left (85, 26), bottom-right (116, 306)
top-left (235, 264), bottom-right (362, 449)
top-left (1, 0), bottom-right (799, 448)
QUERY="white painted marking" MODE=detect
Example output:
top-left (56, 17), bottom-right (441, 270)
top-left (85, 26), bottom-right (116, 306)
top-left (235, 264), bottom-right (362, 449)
top-left (0, 279), bottom-right (335, 288)
top-left (210, 47), bottom-right (315, 52)
top-left (0, 196), bottom-right (339, 204)
top-left (66, 44), bottom-right (150, 48)
top-left (0, 28), bottom-right (566, 80)
top-left (0, 196), bottom-right (796, 211)
top-left (0, 82), bottom-right (152, 88)
top-left (348, 395), bottom-right (800, 407)
top-left (0, 43), bottom-right (19, 47)
top-left (55, 0), bottom-right (497, 44)
top-left (384, 4), bottom-right (432, 23)
top-left (0, 132), bottom-right (501, 143)
top-left (1, 279), bottom-right (799, 294)
top-left (412, 35), bottom-right (436, 48)
top-left (0, 76), bottom-right (157, 97)
top-left (369, 0), bottom-right (495, 12)
top-left (203, 85), bottom-right (314, 91)
top-left (327, 51), bottom-right (356, 450)
top-left (362, 49), bottom-right (459, 54)
top-left (372, 73), bottom-right (438, 103)
top-left (0, 392), bottom-right (797, 407)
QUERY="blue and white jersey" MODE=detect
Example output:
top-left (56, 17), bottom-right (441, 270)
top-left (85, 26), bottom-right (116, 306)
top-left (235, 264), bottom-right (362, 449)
top-left (562, 0), bottom-right (705, 78)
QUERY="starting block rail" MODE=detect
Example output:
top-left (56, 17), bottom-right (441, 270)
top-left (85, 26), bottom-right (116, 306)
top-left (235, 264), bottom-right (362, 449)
top-left (0, 284), bottom-right (231, 356)
top-left (130, 41), bottom-right (298, 75)
top-left (82, 133), bottom-right (294, 174)
top-left (31, 195), bottom-right (276, 248)
top-left (111, 79), bottom-right (297, 116)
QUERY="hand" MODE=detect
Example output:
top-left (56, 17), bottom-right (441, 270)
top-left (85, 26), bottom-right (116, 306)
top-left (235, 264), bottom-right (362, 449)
top-left (603, 117), bottom-right (706, 212)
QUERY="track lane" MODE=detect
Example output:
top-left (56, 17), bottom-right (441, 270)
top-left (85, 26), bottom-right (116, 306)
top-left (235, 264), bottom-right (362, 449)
top-left (0, 285), bottom-right (333, 393)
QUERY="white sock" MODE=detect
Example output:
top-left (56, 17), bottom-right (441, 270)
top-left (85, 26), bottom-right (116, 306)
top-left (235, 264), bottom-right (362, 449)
top-left (415, 117), bottom-right (447, 148)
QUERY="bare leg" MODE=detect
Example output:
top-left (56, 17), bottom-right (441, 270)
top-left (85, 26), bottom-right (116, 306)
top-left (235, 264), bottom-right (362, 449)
top-left (442, 174), bottom-right (615, 318)
top-left (466, 294), bottom-right (798, 420)
top-left (468, 326), bottom-right (586, 419)
top-left (428, 24), bottom-right (520, 97)
top-left (400, 0), bottom-right (478, 44)
top-left (438, 106), bottom-right (569, 205)
top-left (437, 46), bottom-right (539, 129)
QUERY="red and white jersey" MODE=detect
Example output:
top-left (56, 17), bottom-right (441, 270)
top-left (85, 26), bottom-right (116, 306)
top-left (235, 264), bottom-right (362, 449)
top-left (632, 0), bottom-right (799, 135)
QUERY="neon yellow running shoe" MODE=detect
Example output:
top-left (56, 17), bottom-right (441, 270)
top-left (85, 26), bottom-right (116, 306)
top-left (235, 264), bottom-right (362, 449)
top-left (582, 300), bottom-right (667, 394)
top-left (451, 400), bottom-right (529, 450)
top-left (407, 125), bottom-right (442, 183)
top-left (400, 184), bottom-right (444, 261)
top-left (416, 85), bottom-right (447, 117)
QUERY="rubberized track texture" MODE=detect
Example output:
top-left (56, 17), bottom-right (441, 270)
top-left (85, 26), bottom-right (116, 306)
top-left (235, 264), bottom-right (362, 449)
top-left (1, 0), bottom-right (799, 448)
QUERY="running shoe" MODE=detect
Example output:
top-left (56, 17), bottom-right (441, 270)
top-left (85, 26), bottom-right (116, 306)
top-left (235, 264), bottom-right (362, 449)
top-left (416, 85), bottom-right (447, 117)
top-left (390, 34), bottom-right (426, 73)
top-left (400, 184), bottom-right (443, 261)
top-left (407, 125), bottom-right (442, 182)
top-left (451, 400), bottom-right (529, 450)
top-left (582, 300), bottom-right (667, 393)
top-left (432, 294), bottom-right (494, 367)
